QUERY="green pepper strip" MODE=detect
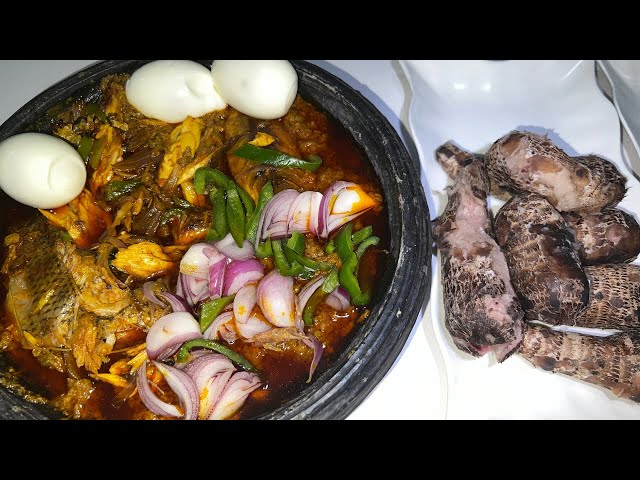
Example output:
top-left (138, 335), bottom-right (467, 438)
top-left (340, 253), bottom-right (370, 306)
top-left (233, 144), bottom-right (322, 172)
top-left (77, 136), bottom-right (94, 163)
top-left (176, 339), bottom-right (257, 373)
top-left (206, 188), bottom-right (229, 242)
top-left (351, 225), bottom-right (373, 246)
top-left (324, 239), bottom-right (336, 255)
top-left (85, 103), bottom-right (109, 123)
top-left (246, 182), bottom-right (274, 244)
top-left (335, 223), bottom-right (354, 262)
top-left (104, 179), bottom-right (141, 202)
top-left (226, 187), bottom-right (246, 247)
top-left (158, 208), bottom-right (185, 227)
top-left (286, 231), bottom-right (305, 255)
top-left (255, 238), bottom-right (273, 259)
top-left (88, 137), bottom-right (105, 169)
top-left (355, 236), bottom-right (380, 262)
top-left (272, 240), bottom-right (306, 277)
top-left (284, 246), bottom-right (332, 272)
top-left (237, 187), bottom-right (255, 218)
top-left (199, 294), bottom-right (235, 333)
top-left (302, 269), bottom-right (340, 326)
top-left (194, 167), bottom-right (234, 194)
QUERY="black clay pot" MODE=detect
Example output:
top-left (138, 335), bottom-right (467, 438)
top-left (0, 60), bottom-right (431, 420)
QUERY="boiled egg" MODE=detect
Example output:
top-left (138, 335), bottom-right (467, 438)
top-left (126, 60), bottom-right (227, 123)
top-left (210, 60), bottom-right (298, 120)
top-left (0, 132), bottom-right (87, 209)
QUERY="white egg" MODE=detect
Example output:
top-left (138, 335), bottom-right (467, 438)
top-left (0, 132), bottom-right (87, 209)
top-left (210, 60), bottom-right (298, 120)
top-left (125, 60), bottom-right (227, 123)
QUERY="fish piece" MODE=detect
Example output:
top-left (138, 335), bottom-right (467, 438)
top-left (494, 192), bottom-right (589, 324)
top-left (562, 209), bottom-right (640, 265)
top-left (2, 217), bottom-right (135, 374)
top-left (572, 264), bottom-right (640, 331)
top-left (519, 324), bottom-right (640, 402)
top-left (433, 142), bottom-right (524, 361)
top-left (485, 130), bottom-right (626, 213)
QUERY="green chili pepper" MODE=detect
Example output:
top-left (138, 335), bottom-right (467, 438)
top-left (355, 235), bottom-right (380, 262)
top-left (339, 253), bottom-right (370, 306)
top-left (85, 102), bottom-right (108, 123)
top-left (176, 339), bottom-right (257, 373)
top-left (206, 188), bottom-right (229, 242)
top-left (88, 136), bottom-right (106, 169)
top-left (324, 239), bottom-right (336, 255)
top-left (233, 144), bottom-right (322, 172)
top-left (246, 182), bottom-right (274, 244)
top-left (335, 223), bottom-right (354, 262)
top-left (104, 179), bottom-right (141, 201)
top-left (199, 294), bottom-right (235, 333)
top-left (236, 186), bottom-right (255, 218)
top-left (255, 238), bottom-right (273, 258)
top-left (286, 231), bottom-right (305, 255)
top-left (194, 167), bottom-right (234, 194)
top-left (77, 136), bottom-right (94, 163)
top-left (302, 269), bottom-right (340, 326)
top-left (226, 186), bottom-right (246, 247)
top-left (272, 240), bottom-right (306, 277)
top-left (284, 246), bottom-right (332, 272)
top-left (158, 208), bottom-right (185, 227)
top-left (351, 225), bottom-right (373, 246)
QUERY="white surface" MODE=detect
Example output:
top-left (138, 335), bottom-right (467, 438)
top-left (401, 60), bottom-right (640, 419)
top-left (0, 60), bottom-right (443, 420)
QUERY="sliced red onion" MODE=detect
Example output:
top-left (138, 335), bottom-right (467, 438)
top-left (295, 274), bottom-right (326, 316)
top-left (288, 191), bottom-right (322, 235)
top-left (308, 191), bottom-right (322, 237)
top-left (234, 283), bottom-right (257, 324)
top-left (235, 312), bottom-right (273, 339)
top-left (208, 255), bottom-right (228, 299)
top-left (257, 270), bottom-right (295, 327)
top-left (223, 259), bottom-right (264, 296)
top-left (146, 312), bottom-right (202, 361)
top-left (215, 233), bottom-right (256, 261)
top-left (178, 272), bottom-right (209, 307)
top-left (301, 333), bottom-right (324, 383)
top-left (326, 183), bottom-right (377, 236)
top-left (143, 281), bottom-right (165, 306)
top-left (180, 243), bottom-right (219, 279)
top-left (256, 189), bottom-right (300, 244)
top-left (157, 291), bottom-right (189, 313)
top-left (137, 360), bottom-right (199, 420)
top-left (153, 361), bottom-right (199, 420)
top-left (203, 310), bottom-right (235, 340)
top-left (137, 361), bottom-right (182, 418)
top-left (184, 353), bottom-right (236, 420)
top-left (325, 286), bottom-right (350, 312)
top-left (208, 371), bottom-right (262, 420)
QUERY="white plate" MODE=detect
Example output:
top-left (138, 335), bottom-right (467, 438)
top-left (400, 59), bottom-right (640, 419)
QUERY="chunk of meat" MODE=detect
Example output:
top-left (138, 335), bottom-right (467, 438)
top-left (157, 117), bottom-right (203, 186)
top-left (433, 142), bottom-right (524, 361)
top-left (111, 241), bottom-right (178, 280)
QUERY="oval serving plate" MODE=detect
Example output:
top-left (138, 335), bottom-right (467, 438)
top-left (401, 59), bottom-right (640, 419)
top-left (0, 60), bottom-right (431, 420)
